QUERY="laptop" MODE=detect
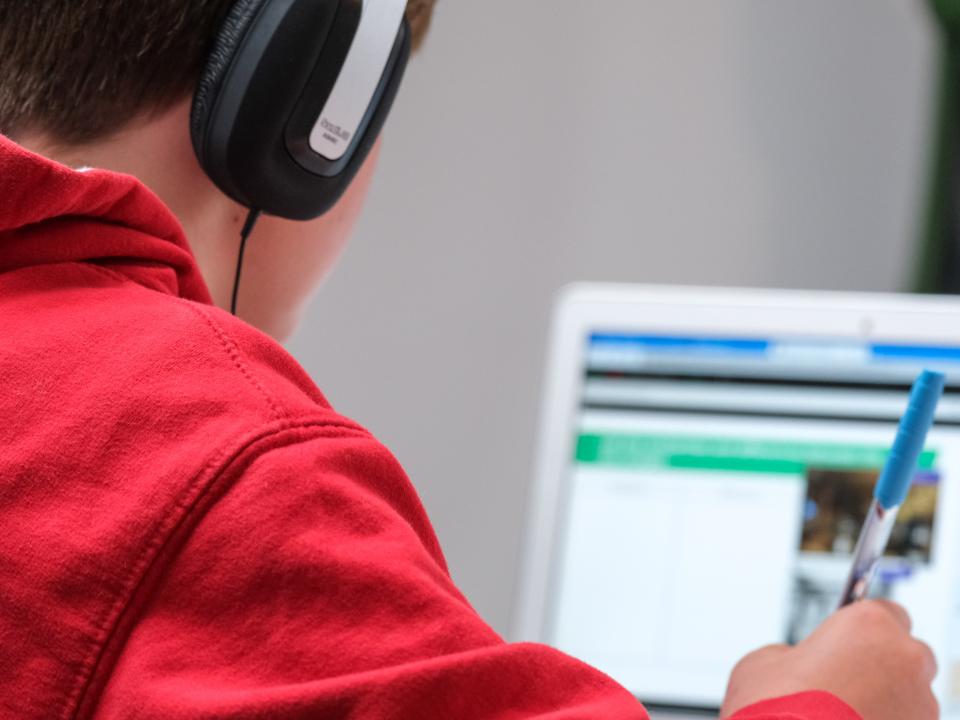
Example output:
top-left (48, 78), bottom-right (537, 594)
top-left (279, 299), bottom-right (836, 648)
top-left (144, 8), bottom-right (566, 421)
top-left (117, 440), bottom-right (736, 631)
top-left (514, 284), bottom-right (960, 719)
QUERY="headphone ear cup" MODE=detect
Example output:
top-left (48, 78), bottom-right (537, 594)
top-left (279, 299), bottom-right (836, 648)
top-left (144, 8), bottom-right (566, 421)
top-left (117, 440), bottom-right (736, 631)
top-left (191, 0), bottom-right (267, 169)
top-left (190, 0), bottom-right (409, 219)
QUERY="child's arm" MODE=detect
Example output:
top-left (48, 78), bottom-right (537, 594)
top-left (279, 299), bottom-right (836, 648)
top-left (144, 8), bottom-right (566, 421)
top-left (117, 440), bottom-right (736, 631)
top-left (89, 428), bottom-right (889, 719)
top-left (92, 428), bottom-right (645, 718)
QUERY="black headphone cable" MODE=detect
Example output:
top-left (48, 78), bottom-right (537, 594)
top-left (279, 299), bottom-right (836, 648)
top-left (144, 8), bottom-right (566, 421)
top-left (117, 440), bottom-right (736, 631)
top-left (231, 207), bottom-right (262, 316)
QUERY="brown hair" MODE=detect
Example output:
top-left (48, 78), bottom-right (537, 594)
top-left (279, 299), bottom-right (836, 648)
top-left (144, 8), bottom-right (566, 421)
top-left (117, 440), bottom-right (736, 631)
top-left (0, 0), bottom-right (437, 145)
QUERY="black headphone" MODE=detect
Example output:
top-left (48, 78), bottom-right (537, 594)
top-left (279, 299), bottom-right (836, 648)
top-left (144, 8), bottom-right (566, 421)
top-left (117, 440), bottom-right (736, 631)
top-left (191, 0), bottom-right (410, 221)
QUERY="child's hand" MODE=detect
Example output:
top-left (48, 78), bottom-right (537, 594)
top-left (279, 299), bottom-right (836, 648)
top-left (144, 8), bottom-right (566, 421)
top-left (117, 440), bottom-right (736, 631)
top-left (720, 600), bottom-right (938, 719)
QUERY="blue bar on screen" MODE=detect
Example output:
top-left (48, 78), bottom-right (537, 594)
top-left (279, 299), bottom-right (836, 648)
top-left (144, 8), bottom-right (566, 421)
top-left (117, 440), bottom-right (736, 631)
top-left (870, 344), bottom-right (960, 363)
top-left (589, 333), bottom-right (960, 364)
top-left (589, 334), bottom-right (769, 355)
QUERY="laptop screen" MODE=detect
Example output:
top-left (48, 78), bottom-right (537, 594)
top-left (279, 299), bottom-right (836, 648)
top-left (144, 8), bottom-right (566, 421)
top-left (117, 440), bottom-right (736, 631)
top-left (545, 331), bottom-right (960, 712)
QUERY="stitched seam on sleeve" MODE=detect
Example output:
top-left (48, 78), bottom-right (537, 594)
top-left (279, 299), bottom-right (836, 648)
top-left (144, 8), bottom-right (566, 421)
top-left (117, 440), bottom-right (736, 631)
top-left (185, 303), bottom-right (287, 421)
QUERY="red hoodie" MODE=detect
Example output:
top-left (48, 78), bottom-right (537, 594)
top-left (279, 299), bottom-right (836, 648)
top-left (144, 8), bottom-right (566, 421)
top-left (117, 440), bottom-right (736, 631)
top-left (0, 135), bottom-right (860, 719)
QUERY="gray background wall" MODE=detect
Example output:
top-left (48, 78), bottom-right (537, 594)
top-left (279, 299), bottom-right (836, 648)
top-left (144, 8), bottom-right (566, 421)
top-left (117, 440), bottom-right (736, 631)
top-left (287, 0), bottom-right (936, 635)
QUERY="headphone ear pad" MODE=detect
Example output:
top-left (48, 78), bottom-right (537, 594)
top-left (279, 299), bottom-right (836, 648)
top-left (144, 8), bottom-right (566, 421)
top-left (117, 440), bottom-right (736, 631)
top-left (191, 0), bottom-right (267, 166)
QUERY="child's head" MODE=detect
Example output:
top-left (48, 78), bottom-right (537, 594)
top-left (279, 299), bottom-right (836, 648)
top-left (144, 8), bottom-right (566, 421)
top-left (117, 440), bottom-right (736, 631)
top-left (2, 0), bottom-right (437, 339)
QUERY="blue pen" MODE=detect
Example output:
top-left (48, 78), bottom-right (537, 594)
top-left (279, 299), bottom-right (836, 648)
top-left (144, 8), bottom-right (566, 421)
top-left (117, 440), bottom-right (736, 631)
top-left (837, 370), bottom-right (945, 607)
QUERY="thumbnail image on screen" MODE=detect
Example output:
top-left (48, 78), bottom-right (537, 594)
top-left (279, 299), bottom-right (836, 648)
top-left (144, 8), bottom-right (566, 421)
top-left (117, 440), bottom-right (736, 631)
top-left (789, 466), bottom-right (939, 643)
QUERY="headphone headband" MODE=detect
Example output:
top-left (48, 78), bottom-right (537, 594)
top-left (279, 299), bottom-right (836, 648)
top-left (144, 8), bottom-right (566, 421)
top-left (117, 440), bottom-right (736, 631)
top-left (310, 0), bottom-right (407, 162)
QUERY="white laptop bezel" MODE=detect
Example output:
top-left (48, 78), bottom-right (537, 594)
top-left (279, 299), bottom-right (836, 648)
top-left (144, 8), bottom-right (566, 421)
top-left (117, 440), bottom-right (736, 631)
top-left (512, 283), bottom-right (960, 706)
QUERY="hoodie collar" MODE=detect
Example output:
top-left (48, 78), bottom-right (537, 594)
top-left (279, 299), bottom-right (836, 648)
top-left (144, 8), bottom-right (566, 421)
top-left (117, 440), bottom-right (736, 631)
top-left (0, 134), bottom-right (212, 304)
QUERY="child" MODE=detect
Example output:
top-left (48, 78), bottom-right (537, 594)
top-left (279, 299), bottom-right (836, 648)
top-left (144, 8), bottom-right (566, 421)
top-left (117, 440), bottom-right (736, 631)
top-left (0, 1), bottom-right (937, 718)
